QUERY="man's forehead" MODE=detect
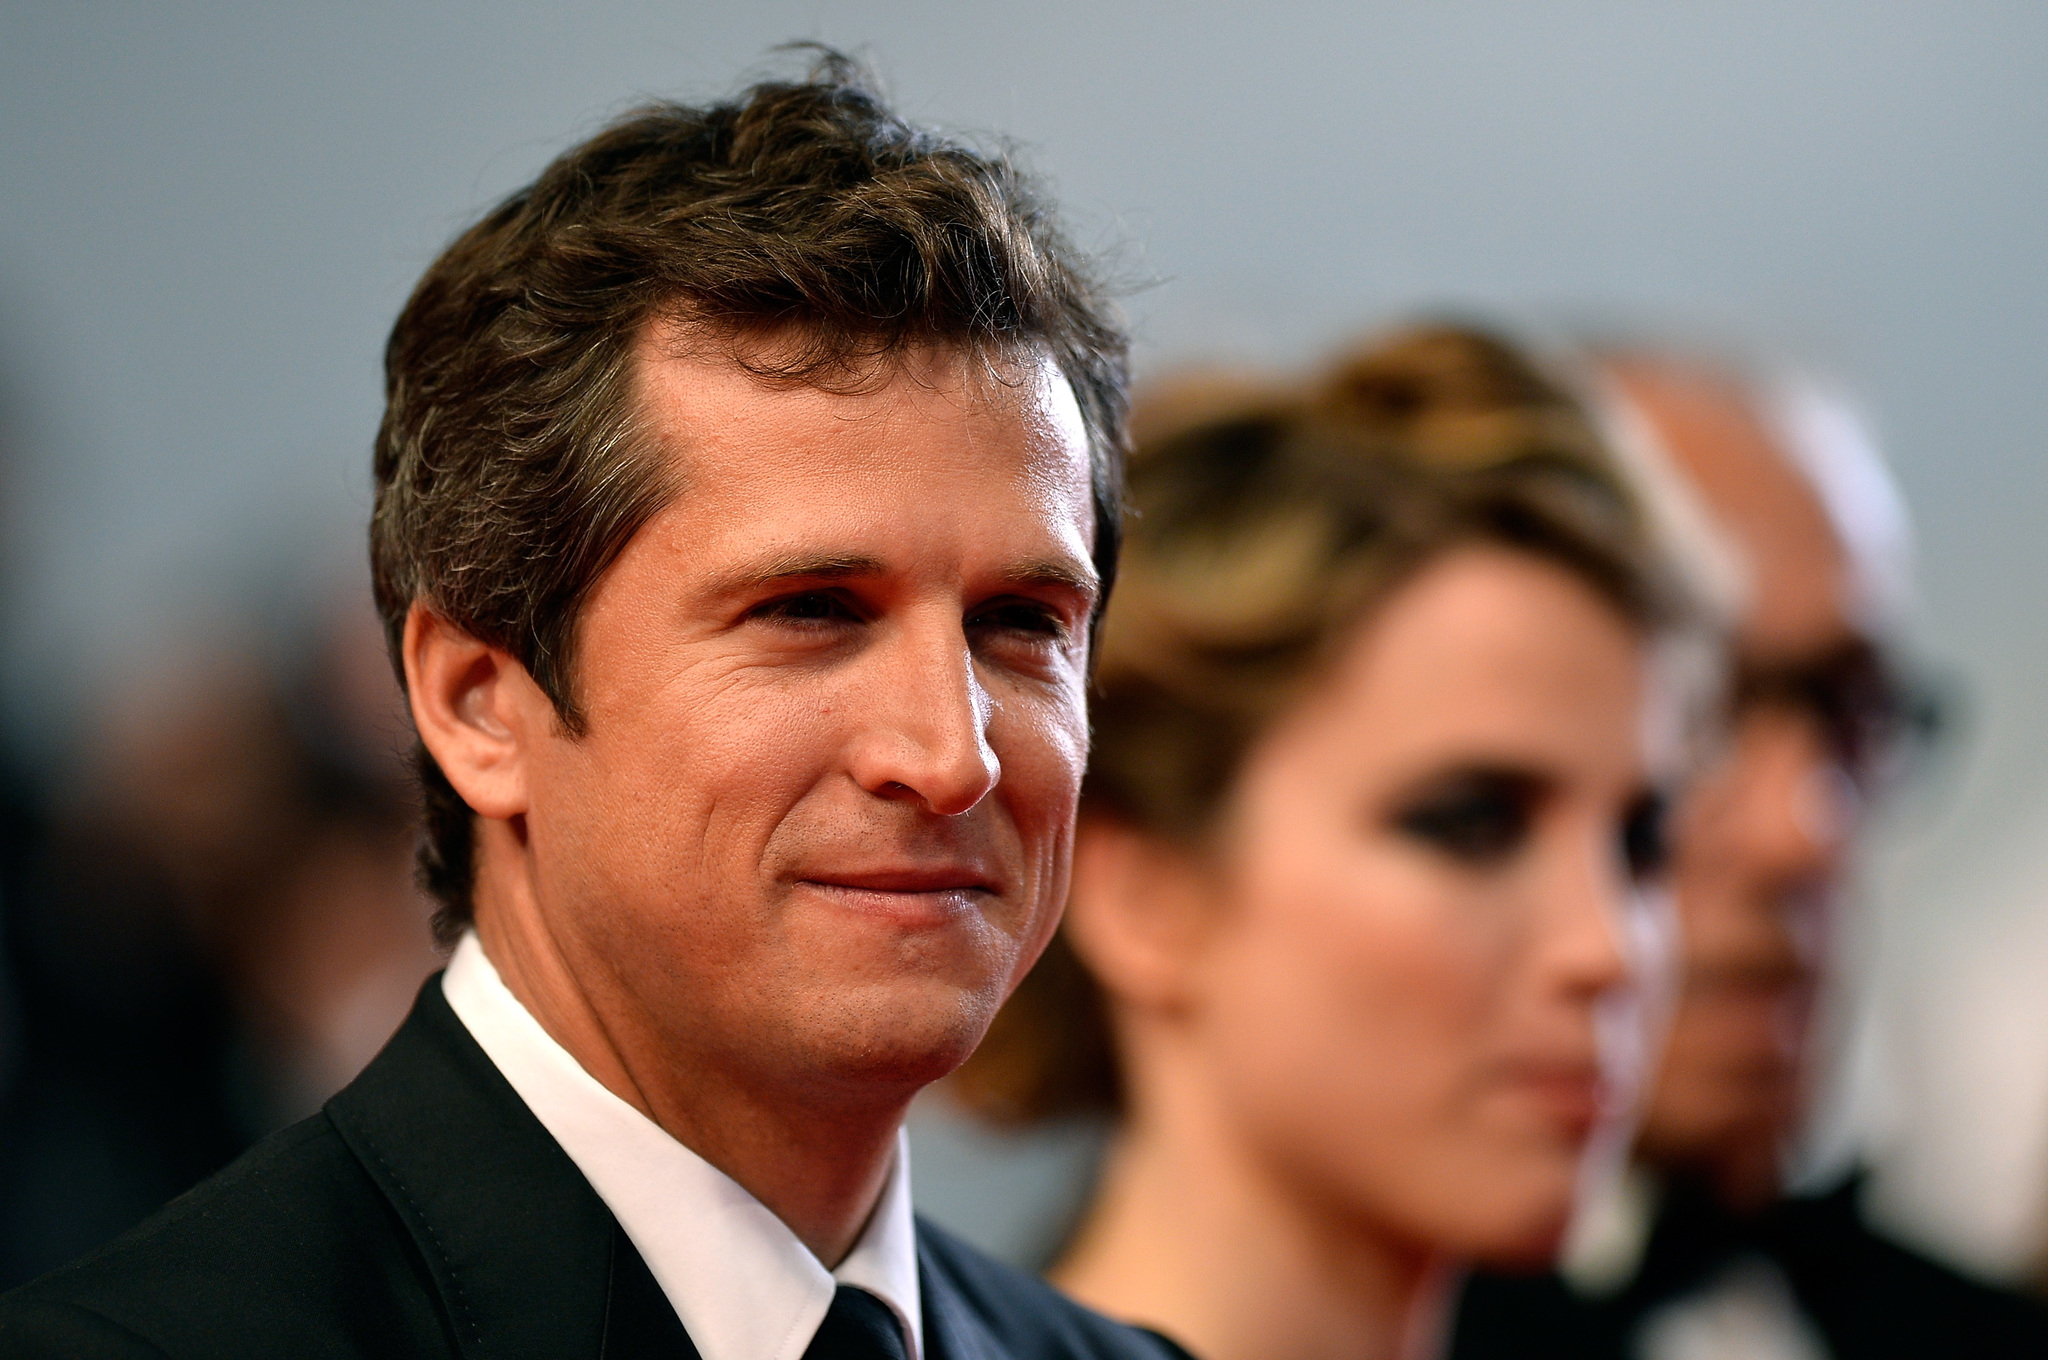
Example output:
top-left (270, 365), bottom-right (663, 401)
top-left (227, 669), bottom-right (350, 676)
top-left (624, 323), bottom-right (1095, 568)
top-left (631, 324), bottom-right (1084, 490)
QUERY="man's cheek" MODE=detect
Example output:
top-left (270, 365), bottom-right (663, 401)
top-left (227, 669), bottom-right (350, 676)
top-left (1011, 688), bottom-right (1091, 788)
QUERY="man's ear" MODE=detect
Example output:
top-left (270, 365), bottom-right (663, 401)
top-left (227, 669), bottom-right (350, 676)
top-left (1061, 815), bottom-right (1219, 1015)
top-left (402, 603), bottom-right (550, 822)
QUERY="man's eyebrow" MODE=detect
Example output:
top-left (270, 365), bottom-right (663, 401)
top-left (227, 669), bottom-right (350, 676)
top-left (1000, 560), bottom-right (1100, 597)
top-left (701, 552), bottom-right (1098, 601)
top-left (703, 552), bottom-right (887, 598)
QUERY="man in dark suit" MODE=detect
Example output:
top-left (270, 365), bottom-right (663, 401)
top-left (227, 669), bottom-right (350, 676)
top-left (1451, 352), bottom-right (2048, 1357)
top-left (0, 50), bottom-right (1188, 1360)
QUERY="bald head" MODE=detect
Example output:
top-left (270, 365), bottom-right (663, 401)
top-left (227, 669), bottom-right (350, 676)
top-left (1605, 357), bottom-right (1860, 659)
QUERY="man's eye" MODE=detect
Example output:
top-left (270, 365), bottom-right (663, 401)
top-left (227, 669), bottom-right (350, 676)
top-left (751, 591), bottom-right (860, 625)
top-left (1390, 777), bottom-right (1537, 867)
top-left (1620, 791), bottom-right (1669, 884)
top-left (969, 600), bottom-right (1068, 641)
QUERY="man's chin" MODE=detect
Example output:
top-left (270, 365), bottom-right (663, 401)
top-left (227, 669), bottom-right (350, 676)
top-left (1639, 1078), bottom-right (1801, 1192)
top-left (791, 976), bottom-right (1007, 1093)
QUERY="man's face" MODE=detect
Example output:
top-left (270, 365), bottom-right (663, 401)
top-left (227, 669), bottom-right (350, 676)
top-left (514, 334), bottom-right (1099, 1106)
top-left (1608, 360), bottom-right (1867, 1202)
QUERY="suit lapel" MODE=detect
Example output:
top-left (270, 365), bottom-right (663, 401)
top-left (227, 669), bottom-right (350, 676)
top-left (325, 974), bottom-right (637, 1359)
top-left (601, 1221), bottom-right (703, 1359)
top-left (918, 1234), bottom-right (1007, 1360)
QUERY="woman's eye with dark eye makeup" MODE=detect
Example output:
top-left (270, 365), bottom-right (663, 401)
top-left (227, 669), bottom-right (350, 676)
top-left (1389, 772), bottom-right (1539, 867)
top-left (1620, 791), bottom-right (1670, 884)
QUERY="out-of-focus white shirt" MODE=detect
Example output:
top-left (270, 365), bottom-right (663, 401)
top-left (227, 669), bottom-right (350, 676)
top-left (441, 931), bottom-right (922, 1360)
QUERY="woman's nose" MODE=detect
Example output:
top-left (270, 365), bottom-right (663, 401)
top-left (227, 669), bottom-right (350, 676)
top-left (1541, 830), bottom-right (1637, 1000)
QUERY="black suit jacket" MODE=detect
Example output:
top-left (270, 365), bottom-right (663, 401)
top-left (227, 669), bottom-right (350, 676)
top-left (1450, 1172), bottom-right (2048, 1360)
top-left (0, 976), bottom-right (1193, 1360)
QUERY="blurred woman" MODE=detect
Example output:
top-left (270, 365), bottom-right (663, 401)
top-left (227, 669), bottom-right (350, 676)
top-left (951, 326), bottom-right (1694, 1360)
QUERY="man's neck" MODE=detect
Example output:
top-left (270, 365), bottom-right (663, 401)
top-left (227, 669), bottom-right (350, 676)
top-left (472, 899), bottom-right (906, 1266)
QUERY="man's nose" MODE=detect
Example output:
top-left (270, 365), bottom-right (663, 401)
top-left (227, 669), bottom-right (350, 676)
top-left (1720, 711), bottom-right (1858, 885)
top-left (846, 622), bottom-right (1001, 816)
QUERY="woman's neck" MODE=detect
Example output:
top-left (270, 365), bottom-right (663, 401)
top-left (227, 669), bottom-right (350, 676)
top-left (1050, 1095), bottom-right (1455, 1360)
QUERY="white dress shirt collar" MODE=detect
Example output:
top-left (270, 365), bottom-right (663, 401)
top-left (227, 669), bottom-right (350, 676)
top-left (441, 931), bottom-right (922, 1360)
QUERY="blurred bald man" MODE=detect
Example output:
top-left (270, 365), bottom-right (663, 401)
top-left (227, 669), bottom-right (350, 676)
top-left (1451, 352), bottom-right (2048, 1359)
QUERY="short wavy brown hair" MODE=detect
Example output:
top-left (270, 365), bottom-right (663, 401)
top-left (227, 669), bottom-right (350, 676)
top-left (370, 50), bottom-right (1129, 940)
top-left (950, 323), bottom-right (1679, 1124)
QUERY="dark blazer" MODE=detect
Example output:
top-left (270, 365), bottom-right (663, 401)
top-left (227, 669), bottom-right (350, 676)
top-left (1450, 1172), bottom-right (2048, 1360)
top-left (0, 976), bottom-right (1193, 1360)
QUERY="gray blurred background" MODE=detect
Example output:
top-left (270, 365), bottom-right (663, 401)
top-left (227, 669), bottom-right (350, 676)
top-left (2, 0), bottom-right (2045, 1281)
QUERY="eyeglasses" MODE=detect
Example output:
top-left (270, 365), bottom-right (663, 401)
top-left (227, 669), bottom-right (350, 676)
top-left (1727, 640), bottom-right (1946, 792)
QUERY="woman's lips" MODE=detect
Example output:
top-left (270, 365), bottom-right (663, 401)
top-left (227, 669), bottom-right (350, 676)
top-left (1495, 1060), bottom-right (1610, 1138)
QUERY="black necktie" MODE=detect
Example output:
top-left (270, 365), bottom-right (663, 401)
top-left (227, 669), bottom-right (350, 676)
top-left (803, 1284), bottom-right (909, 1360)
